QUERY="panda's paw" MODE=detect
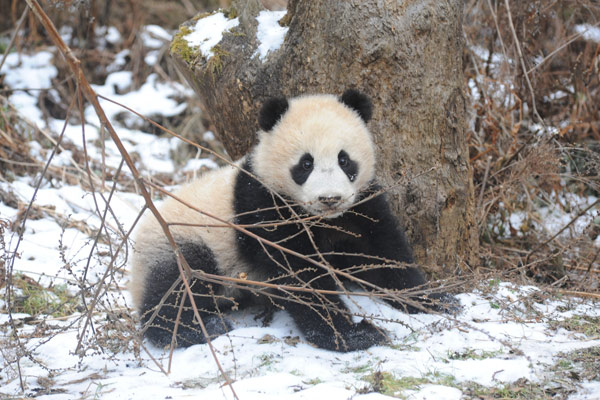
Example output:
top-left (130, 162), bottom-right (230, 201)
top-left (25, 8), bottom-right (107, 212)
top-left (409, 292), bottom-right (462, 314)
top-left (203, 315), bottom-right (233, 337)
top-left (336, 320), bottom-right (388, 352)
top-left (174, 316), bottom-right (232, 347)
top-left (305, 319), bottom-right (387, 352)
top-left (145, 315), bottom-right (232, 348)
top-left (400, 292), bottom-right (462, 314)
top-left (422, 292), bottom-right (462, 314)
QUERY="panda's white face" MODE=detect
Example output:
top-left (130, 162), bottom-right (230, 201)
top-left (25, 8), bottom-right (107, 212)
top-left (252, 94), bottom-right (376, 218)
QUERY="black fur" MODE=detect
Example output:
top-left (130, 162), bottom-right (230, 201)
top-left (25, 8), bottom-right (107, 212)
top-left (233, 159), bottom-right (435, 351)
top-left (338, 150), bottom-right (358, 182)
top-left (340, 89), bottom-right (372, 123)
top-left (259, 97), bottom-right (289, 131)
top-left (140, 242), bottom-right (232, 347)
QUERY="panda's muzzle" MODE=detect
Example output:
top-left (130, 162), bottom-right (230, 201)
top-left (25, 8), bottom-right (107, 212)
top-left (318, 196), bottom-right (342, 208)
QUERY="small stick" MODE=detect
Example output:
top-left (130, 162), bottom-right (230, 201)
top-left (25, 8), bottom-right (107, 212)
top-left (0, 7), bottom-right (28, 72)
top-left (503, 0), bottom-right (543, 125)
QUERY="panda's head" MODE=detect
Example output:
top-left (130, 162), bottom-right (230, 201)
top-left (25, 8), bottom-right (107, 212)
top-left (252, 89), bottom-right (376, 218)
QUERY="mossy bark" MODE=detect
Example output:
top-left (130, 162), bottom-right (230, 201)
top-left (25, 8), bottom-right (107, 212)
top-left (171, 0), bottom-right (477, 275)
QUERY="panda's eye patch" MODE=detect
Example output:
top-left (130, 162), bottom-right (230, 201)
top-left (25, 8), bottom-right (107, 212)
top-left (291, 153), bottom-right (314, 185)
top-left (338, 150), bottom-right (359, 182)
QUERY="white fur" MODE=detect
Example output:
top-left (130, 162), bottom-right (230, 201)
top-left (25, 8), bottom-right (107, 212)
top-left (129, 162), bottom-right (256, 309)
top-left (300, 161), bottom-right (355, 216)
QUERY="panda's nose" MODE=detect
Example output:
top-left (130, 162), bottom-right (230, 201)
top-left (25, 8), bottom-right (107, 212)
top-left (318, 196), bottom-right (342, 208)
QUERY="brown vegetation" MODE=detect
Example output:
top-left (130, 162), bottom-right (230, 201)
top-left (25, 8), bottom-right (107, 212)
top-left (464, 0), bottom-right (600, 291)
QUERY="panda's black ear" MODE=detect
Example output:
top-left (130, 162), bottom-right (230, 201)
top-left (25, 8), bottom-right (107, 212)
top-left (340, 89), bottom-right (372, 123)
top-left (259, 97), bottom-right (289, 131)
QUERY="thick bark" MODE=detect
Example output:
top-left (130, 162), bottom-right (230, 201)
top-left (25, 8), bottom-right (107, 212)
top-left (171, 0), bottom-right (477, 275)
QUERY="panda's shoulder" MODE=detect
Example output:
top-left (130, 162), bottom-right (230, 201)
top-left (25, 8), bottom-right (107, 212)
top-left (175, 162), bottom-right (240, 196)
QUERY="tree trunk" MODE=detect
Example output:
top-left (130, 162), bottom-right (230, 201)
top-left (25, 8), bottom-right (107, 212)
top-left (170, 0), bottom-right (477, 275)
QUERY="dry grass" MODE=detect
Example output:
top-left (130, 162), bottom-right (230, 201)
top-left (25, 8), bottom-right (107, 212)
top-left (464, 0), bottom-right (600, 291)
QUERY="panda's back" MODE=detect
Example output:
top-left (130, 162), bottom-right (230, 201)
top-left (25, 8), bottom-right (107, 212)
top-left (129, 162), bottom-right (251, 308)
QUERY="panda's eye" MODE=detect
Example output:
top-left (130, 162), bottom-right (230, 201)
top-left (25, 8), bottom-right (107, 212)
top-left (338, 153), bottom-right (348, 167)
top-left (302, 158), bottom-right (313, 170)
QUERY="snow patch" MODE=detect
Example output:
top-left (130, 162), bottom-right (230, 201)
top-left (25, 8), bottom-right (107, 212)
top-left (95, 26), bottom-right (122, 46)
top-left (140, 24), bottom-right (171, 49)
top-left (185, 12), bottom-right (240, 55)
top-left (574, 23), bottom-right (600, 43)
top-left (108, 49), bottom-right (130, 72)
top-left (411, 385), bottom-right (462, 400)
top-left (203, 130), bottom-right (216, 141)
top-left (470, 45), bottom-right (511, 66)
top-left (570, 382), bottom-right (600, 400)
top-left (255, 10), bottom-right (288, 61)
top-left (90, 73), bottom-right (188, 125)
top-left (544, 89), bottom-right (569, 102)
top-left (2, 51), bottom-right (56, 90)
top-left (144, 24), bottom-right (172, 42)
top-left (2, 51), bottom-right (57, 126)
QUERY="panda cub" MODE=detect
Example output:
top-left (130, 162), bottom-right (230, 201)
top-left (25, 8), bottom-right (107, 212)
top-left (130, 89), bottom-right (450, 352)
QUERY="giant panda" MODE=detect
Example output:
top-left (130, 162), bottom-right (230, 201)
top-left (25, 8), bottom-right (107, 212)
top-left (129, 89), bottom-right (453, 352)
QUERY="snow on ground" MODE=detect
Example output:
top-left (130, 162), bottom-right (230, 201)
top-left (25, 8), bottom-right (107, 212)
top-left (468, 46), bottom-right (516, 109)
top-left (1, 17), bottom-right (600, 400)
top-left (0, 177), bottom-right (143, 287)
top-left (2, 51), bottom-right (58, 127)
top-left (2, 27), bottom-right (199, 177)
top-left (1, 272), bottom-right (600, 399)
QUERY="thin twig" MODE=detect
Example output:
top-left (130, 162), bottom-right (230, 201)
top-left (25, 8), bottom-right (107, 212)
top-left (526, 198), bottom-right (600, 264)
top-left (558, 290), bottom-right (600, 300)
top-left (477, 156), bottom-right (492, 214)
top-left (503, 0), bottom-right (544, 125)
top-left (528, 21), bottom-right (600, 74)
top-left (4, 90), bottom-right (76, 391)
top-left (0, 7), bottom-right (28, 72)
top-left (75, 159), bottom-right (127, 353)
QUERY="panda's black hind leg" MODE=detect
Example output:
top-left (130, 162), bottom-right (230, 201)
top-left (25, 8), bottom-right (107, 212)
top-left (354, 264), bottom-right (460, 314)
top-left (139, 242), bottom-right (232, 348)
top-left (144, 313), bottom-right (231, 348)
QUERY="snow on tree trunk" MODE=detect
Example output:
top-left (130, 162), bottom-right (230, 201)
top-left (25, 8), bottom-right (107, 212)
top-left (170, 0), bottom-right (477, 275)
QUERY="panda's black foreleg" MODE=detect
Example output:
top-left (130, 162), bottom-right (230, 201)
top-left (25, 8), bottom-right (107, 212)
top-left (355, 265), bottom-right (460, 314)
top-left (139, 242), bottom-right (232, 348)
top-left (346, 192), bottom-right (452, 313)
top-left (280, 291), bottom-right (387, 352)
top-left (347, 195), bottom-right (460, 314)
